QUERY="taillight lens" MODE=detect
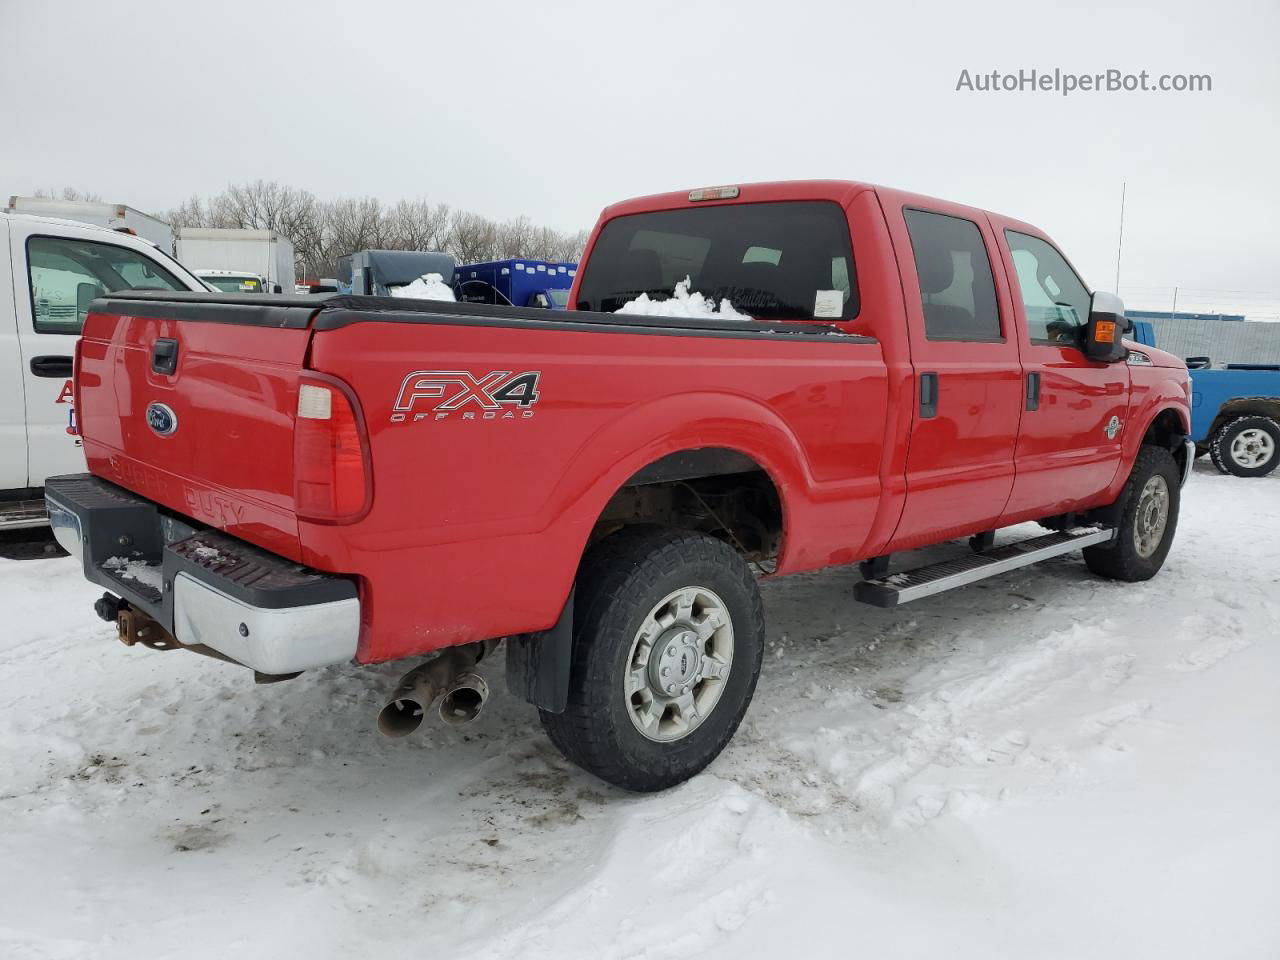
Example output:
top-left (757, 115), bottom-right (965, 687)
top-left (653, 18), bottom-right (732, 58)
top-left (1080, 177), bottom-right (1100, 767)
top-left (293, 374), bottom-right (371, 522)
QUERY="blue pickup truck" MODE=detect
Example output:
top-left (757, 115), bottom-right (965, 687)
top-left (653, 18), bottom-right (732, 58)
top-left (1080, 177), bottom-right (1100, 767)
top-left (1133, 319), bottom-right (1280, 477)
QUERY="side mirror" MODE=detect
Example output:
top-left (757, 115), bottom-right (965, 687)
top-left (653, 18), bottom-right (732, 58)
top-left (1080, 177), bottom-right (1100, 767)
top-left (76, 281), bottom-right (100, 319)
top-left (1084, 291), bottom-right (1128, 362)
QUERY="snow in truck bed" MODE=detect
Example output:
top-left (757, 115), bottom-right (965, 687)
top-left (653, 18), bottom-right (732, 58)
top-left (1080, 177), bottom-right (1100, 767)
top-left (0, 462), bottom-right (1276, 959)
top-left (615, 276), bottom-right (752, 320)
top-left (389, 273), bottom-right (457, 301)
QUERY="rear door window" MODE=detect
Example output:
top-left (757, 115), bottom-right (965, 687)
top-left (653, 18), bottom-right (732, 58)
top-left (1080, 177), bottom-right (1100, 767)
top-left (575, 201), bottom-right (858, 320)
top-left (903, 209), bottom-right (1001, 342)
top-left (27, 235), bottom-right (184, 334)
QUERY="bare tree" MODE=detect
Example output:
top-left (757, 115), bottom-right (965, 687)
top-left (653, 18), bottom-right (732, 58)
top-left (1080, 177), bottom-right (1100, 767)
top-left (326, 197), bottom-right (387, 257)
top-left (446, 209), bottom-right (500, 263)
top-left (163, 195), bottom-right (210, 228)
top-left (34, 187), bottom-right (104, 202)
top-left (209, 180), bottom-right (318, 240)
top-left (386, 199), bottom-right (452, 252)
top-left (495, 215), bottom-right (536, 259)
top-left (153, 179), bottom-right (588, 280)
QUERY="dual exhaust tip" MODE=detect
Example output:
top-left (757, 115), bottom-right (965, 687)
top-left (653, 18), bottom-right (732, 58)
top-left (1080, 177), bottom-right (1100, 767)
top-left (376, 644), bottom-right (492, 737)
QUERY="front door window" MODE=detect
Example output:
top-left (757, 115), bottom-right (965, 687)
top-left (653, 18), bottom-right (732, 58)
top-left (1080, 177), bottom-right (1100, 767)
top-left (27, 235), bottom-right (183, 335)
top-left (1004, 230), bottom-right (1090, 348)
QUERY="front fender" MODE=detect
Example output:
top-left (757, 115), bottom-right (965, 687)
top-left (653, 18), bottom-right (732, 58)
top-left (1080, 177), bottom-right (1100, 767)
top-left (1123, 402), bottom-right (1191, 463)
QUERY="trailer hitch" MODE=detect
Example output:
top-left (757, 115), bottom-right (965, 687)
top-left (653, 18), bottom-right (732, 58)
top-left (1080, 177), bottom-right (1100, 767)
top-left (118, 607), bottom-right (181, 650)
top-left (93, 591), bottom-right (282, 675)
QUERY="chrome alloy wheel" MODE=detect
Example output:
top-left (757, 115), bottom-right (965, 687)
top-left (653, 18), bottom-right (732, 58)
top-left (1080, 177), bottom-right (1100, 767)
top-left (624, 586), bottom-right (734, 742)
top-left (1230, 428), bottom-right (1275, 469)
top-left (1133, 474), bottom-right (1171, 559)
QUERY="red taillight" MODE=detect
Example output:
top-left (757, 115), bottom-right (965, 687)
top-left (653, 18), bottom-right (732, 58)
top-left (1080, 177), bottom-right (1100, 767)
top-left (293, 374), bottom-right (371, 522)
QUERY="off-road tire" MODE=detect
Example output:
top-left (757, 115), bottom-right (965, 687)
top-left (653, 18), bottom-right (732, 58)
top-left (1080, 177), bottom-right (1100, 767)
top-left (540, 527), bottom-right (765, 792)
top-left (1209, 416), bottom-right (1280, 478)
top-left (1084, 445), bottom-right (1181, 582)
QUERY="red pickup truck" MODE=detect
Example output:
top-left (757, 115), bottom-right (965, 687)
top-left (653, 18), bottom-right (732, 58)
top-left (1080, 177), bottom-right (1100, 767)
top-left (47, 180), bottom-right (1192, 791)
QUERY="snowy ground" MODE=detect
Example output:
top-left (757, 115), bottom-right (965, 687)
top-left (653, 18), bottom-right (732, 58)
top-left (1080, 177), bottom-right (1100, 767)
top-left (1, 461), bottom-right (1276, 960)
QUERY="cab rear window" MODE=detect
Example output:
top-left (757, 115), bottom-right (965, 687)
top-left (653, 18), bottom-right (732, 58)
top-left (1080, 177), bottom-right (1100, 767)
top-left (575, 201), bottom-right (858, 320)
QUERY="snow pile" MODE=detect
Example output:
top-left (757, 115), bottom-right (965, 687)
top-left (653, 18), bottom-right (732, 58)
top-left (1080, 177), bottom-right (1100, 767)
top-left (1, 463), bottom-right (1277, 959)
top-left (191, 545), bottom-right (226, 563)
top-left (615, 276), bottom-right (751, 320)
top-left (389, 273), bottom-right (456, 302)
top-left (102, 555), bottom-right (163, 592)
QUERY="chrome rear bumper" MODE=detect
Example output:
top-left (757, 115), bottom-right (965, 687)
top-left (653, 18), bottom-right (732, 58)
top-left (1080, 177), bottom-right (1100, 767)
top-left (45, 474), bottom-right (359, 674)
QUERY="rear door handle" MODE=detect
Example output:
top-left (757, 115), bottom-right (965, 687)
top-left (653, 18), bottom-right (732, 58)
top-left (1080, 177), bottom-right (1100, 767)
top-left (1026, 372), bottom-right (1041, 411)
top-left (151, 338), bottom-right (178, 375)
top-left (30, 355), bottom-right (73, 378)
top-left (919, 372), bottom-right (938, 419)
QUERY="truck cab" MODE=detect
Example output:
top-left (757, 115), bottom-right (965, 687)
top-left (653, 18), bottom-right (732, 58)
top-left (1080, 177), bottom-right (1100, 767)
top-left (0, 213), bottom-right (208, 528)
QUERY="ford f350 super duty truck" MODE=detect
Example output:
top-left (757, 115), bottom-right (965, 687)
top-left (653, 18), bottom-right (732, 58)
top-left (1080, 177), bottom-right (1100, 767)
top-left (46, 180), bottom-right (1193, 791)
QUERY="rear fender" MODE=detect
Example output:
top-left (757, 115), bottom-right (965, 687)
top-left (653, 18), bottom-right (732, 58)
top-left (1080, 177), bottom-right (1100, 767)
top-left (1207, 396), bottom-right (1280, 437)
top-left (545, 390), bottom-right (812, 572)
top-left (508, 393), bottom-right (810, 714)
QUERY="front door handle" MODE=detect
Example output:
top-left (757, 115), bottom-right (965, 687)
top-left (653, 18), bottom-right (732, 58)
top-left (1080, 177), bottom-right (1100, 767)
top-left (1026, 372), bottom-right (1041, 411)
top-left (919, 372), bottom-right (938, 419)
top-left (30, 355), bottom-right (73, 378)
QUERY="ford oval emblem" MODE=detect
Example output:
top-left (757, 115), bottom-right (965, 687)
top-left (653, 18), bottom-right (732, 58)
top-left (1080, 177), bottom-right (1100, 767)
top-left (146, 402), bottom-right (178, 436)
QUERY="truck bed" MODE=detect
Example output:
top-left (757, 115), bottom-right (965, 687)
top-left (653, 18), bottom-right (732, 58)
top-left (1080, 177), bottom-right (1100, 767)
top-left (77, 290), bottom-right (886, 662)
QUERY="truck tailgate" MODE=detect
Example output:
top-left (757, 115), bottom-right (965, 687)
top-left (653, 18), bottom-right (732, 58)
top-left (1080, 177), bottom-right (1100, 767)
top-left (78, 294), bottom-right (323, 560)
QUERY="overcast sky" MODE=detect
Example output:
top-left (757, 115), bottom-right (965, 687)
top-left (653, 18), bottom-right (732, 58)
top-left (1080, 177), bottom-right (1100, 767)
top-left (2, 0), bottom-right (1277, 317)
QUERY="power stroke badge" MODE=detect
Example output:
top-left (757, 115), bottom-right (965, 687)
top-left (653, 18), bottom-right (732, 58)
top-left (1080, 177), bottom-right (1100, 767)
top-left (390, 370), bottom-right (542, 423)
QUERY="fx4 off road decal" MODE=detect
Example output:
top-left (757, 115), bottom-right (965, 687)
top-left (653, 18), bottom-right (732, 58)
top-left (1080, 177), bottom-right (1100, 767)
top-left (390, 370), bottom-right (541, 423)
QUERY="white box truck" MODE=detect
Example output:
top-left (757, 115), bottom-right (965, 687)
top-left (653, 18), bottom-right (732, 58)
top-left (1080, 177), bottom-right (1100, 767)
top-left (175, 227), bottom-right (296, 294)
top-left (6, 196), bottom-right (174, 254)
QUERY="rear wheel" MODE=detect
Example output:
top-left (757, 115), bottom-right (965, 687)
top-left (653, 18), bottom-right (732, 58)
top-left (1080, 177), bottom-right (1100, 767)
top-left (1084, 445), bottom-right (1181, 582)
top-left (540, 528), bottom-right (765, 792)
top-left (1209, 416), bottom-right (1280, 477)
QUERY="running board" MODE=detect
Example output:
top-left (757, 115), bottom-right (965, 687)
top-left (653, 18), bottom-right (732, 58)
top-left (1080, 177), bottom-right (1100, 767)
top-left (0, 498), bottom-right (48, 531)
top-left (854, 528), bottom-right (1116, 608)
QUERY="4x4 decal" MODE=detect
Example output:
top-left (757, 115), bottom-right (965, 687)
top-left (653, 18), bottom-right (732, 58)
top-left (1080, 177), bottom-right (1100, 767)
top-left (390, 370), bottom-right (541, 423)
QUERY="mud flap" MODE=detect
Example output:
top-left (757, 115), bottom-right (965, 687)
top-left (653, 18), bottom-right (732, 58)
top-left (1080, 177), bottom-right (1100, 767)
top-left (505, 589), bottom-right (573, 713)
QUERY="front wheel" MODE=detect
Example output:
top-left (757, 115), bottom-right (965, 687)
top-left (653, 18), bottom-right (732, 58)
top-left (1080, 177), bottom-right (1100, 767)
top-left (1084, 445), bottom-right (1181, 582)
top-left (1209, 416), bottom-right (1280, 477)
top-left (540, 528), bottom-right (765, 792)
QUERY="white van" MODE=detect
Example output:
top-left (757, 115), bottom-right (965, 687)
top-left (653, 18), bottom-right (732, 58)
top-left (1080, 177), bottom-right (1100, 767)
top-left (0, 212), bottom-right (209, 529)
